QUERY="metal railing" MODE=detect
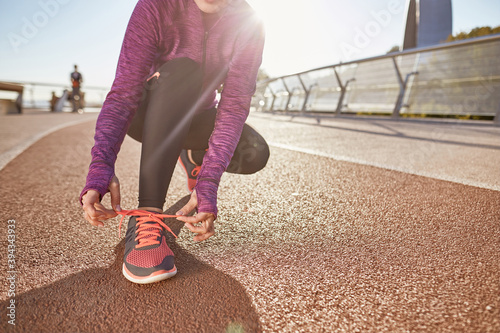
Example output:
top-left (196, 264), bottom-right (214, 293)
top-left (0, 80), bottom-right (108, 112)
top-left (253, 34), bottom-right (500, 124)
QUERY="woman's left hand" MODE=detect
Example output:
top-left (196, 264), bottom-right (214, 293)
top-left (176, 190), bottom-right (216, 241)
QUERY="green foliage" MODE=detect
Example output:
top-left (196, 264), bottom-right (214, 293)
top-left (386, 45), bottom-right (401, 54)
top-left (226, 322), bottom-right (245, 333)
top-left (257, 68), bottom-right (269, 82)
top-left (446, 25), bottom-right (500, 42)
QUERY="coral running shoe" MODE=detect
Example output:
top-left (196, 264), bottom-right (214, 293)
top-left (178, 149), bottom-right (201, 192)
top-left (119, 210), bottom-right (178, 284)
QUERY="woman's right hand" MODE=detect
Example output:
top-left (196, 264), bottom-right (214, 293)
top-left (82, 175), bottom-right (121, 227)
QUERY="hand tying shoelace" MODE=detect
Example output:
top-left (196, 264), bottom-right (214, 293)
top-left (117, 210), bottom-right (181, 248)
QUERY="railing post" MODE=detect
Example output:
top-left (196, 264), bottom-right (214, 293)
top-left (392, 57), bottom-right (404, 118)
top-left (495, 98), bottom-right (500, 125)
top-left (281, 78), bottom-right (293, 111)
top-left (333, 67), bottom-right (355, 115)
top-left (392, 57), bottom-right (418, 118)
top-left (15, 93), bottom-right (22, 113)
top-left (30, 85), bottom-right (36, 108)
top-left (267, 85), bottom-right (277, 112)
top-left (303, 84), bottom-right (317, 113)
top-left (297, 75), bottom-right (310, 113)
top-left (286, 88), bottom-right (300, 111)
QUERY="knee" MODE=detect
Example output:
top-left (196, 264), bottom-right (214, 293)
top-left (227, 131), bottom-right (270, 175)
top-left (252, 141), bottom-right (270, 173)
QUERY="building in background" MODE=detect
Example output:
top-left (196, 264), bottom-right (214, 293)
top-left (403, 0), bottom-right (453, 49)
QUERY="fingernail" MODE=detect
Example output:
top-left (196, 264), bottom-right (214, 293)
top-left (176, 211), bottom-right (183, 216)
top-left (115, 205), bottom-right (121, 212)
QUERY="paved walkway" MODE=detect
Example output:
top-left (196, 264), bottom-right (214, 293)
top-left (253, 113), bottom-right (500, 191)
top-left (0, 110), bottom-right (98, 170)
top-left (0, 111), bottom-right (499, 332)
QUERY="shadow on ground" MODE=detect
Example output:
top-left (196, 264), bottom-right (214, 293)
top-left (1, 197), bottom-right (261, 333)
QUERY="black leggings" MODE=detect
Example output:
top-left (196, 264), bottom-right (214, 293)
top-left (127, 58), bottom-right (269, 209)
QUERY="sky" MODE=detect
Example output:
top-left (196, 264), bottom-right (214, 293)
top-left (0, 0), bottom-right (499, 90)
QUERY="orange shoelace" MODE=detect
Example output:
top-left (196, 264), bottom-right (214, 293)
top-left (117, 210), bottom-right (181, 249)
top-left (191, 166), bottom-right (201, 177)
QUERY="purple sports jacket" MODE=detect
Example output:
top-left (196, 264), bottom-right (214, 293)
top-left (80, 0), bottom-right (265, 216)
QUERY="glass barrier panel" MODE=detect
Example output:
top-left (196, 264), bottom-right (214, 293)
top-left (345, 58), bottom-right (399, 113)
top-left (253, 38), bottom-right (500, 119)
top-left (406, 40), bottom-right (500, 116)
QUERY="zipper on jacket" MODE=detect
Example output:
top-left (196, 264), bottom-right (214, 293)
top-left (200, 9), bottom-right (226, 75)
top-left (202, 30), bottom-right (209, 75)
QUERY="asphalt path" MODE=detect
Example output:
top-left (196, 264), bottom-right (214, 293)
top-left (0, 113), bottom-right (499, 332)
top-left (0, 110), bottom-right (98, 171)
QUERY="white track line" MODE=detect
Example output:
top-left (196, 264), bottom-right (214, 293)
top-left (0, 118), bottom-right (95, 171)
top-left (268, 141), bottom-right (500, 192)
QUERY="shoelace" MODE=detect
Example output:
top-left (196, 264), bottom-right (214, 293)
top-left (191, 165), bottom-right (201, 177)
top-left (117, 210), bottom-right (181, 249)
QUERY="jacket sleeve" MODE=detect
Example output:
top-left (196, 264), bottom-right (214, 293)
top-left (195, 17), bottom-right (265, 217)
top-left (80, 0), bottom-right (160, 203)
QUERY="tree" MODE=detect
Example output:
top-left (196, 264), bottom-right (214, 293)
top-left (386, 45), bottom-right (401, 54)
top-left (446, 25), bottom-right (500, 42)
top-left (257, 68), bottom-right (270, 82)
